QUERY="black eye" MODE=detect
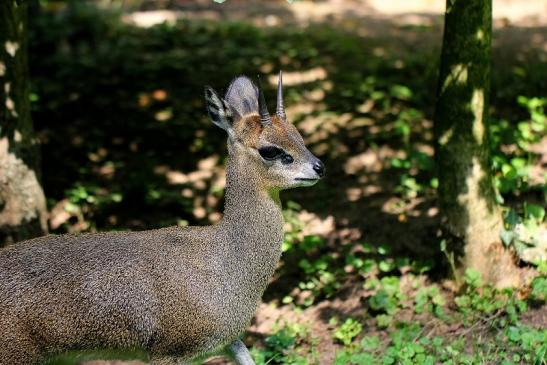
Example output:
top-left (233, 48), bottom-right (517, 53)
top-left (281, 154), bottom-right (294, 164)
top-left (258, 146), bottom-right (284, 161)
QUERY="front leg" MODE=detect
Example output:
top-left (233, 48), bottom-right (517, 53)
top-left (226, 339), bottom-right (255, 365)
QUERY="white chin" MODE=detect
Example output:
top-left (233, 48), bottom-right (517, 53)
top-left (293, 178), bottom-right (319, 187)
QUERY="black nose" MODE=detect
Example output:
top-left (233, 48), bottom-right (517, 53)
top-left (313, 160), bottom-right (325, 177)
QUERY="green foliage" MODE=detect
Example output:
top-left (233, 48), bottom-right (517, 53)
top-left (414, 286), bottom-right (445, 317)
top-left (297, 255), bottom-right (341, 306)
top-left (251, 323), bottom-right (316, 365)
top-left (490, 95), bottom-right (546, 206)
top-left (282, 201), bottom-right (309, 252)
top-left (454, 269), bottom-right (527, 325)
top-left (367, 276), bottom-right (402, 317)
top-left (504, 325), bottom-right (547, 365)
top-left (531, 276), bottom-right (547, 301)
top-left (332, 318), bottom-right (547, 365)
top-left (280, 207), bottom-right (341, 306)
top-left (334, 350), bottom-right (375, 365)
top-left (391, 149), bottom-right (435, 199)
top-left (501, 206), bottom-right (546, 266)
top-left (516, 96), bottom-right (546, 146)
top-left (332, 318), bottom-right (363, 346)
top-left (329, 265), bottom-right (546, 365)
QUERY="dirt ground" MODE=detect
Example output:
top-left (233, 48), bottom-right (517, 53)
top-left (125, 0), bottom-right (547, 28)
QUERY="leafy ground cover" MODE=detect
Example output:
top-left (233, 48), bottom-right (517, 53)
top-left (29, 2), bottom-right (546, 364)
top-left (240, 230), bottom-right (546, 365)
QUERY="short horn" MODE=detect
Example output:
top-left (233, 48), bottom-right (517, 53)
top-left (256, 75), bottom-right (272, 126)
top-left (276, 70), bottom-right (286, 121)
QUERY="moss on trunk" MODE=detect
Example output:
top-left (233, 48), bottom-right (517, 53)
top-left (434, 0), bottom-right (519, 287)
top-left (0, 0), bottom-right (48, 246)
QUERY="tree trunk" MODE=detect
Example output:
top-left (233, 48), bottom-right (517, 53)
top-left (434, 0), bottom-right (519, 287)
top-left (0, 0), bottom-right (48, 246)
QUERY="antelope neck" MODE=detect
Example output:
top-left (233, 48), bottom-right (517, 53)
top-left (220, 152), bottom-right (284, 257)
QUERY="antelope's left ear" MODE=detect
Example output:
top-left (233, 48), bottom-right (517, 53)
top-left (205, 86), bottom-right (233, 133)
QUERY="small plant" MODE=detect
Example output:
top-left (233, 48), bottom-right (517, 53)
top-left (365, 276), bottom-right (404, 328)
top-left (414, 286), bottom-right (446, 317)
top-left (530, 262), bottom-right (547, 302)
top-left (454, 269), bottom-right (528, 326)
top-left (501, 206), bottom-right (546, 265)
top-left (334, 350), bottom-right (375, 365)
top-left (391, 150), bottom-right (435, 199)
top-left (332, 318), bottom-right (363, 346)
top-left (505, 325), bottom-right (547, 365)
top-left (282, 201), bottom-right (306, 253)
top-left (296, 255), bottom-right (341, 306)
top-left (251, 323), bottom-right (314, 365)
top-left (440, 239), bottom-right (461, 285)
top-left (516, 96), bottom-right (546, 147)
top-left (490, 96), bottom-right (546, 208)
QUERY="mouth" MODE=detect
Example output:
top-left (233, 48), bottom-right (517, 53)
top-left (294, 177), bottom-right (320, 186)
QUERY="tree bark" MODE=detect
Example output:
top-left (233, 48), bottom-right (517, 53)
top-left (434, 0), bottom-right (519, 287)
top-left (0, 0), bottom-right (48, 246)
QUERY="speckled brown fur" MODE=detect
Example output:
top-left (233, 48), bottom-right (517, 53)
top-left (0, 75), bottom-right (322, 365)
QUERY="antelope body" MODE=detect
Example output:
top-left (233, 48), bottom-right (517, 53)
top-left (0, 73), bottom-right (324, 365)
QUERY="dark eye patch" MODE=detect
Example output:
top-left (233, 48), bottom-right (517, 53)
top-left (281, 154), bottom-right (294, 164)
top-left (258, 146), bottom-right (295, 164)
top-left (258, 146), bottom-right (284, 160)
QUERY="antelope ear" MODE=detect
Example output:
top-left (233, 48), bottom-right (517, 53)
top-left (205, 86), bottom-right (233, 132)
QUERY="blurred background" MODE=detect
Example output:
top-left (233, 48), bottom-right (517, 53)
top-left (12, 0), bottom-right (547, 363)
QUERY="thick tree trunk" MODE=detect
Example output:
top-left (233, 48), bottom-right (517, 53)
top-left (434, 0), bottom-right (519, 287)
top-left (0, 0), bottom-right (48, 246)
